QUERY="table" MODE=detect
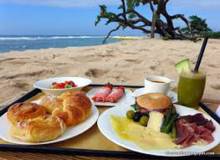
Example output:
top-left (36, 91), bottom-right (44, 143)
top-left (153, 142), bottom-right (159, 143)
top-left (0, 96), bottom-right (219, 160)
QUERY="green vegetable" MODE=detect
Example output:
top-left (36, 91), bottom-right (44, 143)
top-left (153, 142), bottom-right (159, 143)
top-left (171, 123), bottom-right (177, 139)
top-left (139, 115), bottom-right (149, 126)
top-left (126, 110), bottom-right (135, 119)
top-left (161, 108), bottom-right (172, 128)
top-left (130, 104), bottom-right (138, 111)
top-left (65, 84), bottom-right (72, 88)
top-left (161, 107), bottom-right (179, 134)
top-left (161, 114), bottom-right (178, 133)
top-left (175, 58), bottom-right (191, 74)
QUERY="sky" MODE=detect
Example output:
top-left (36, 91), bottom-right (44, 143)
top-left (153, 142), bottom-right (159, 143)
top-left (0, 0), bottom-right (219, 35)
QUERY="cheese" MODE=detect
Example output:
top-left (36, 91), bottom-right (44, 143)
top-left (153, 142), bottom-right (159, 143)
top-left (147, 111), bottom-right (164, 132)
top-left (111, 115), bottom-right (177, 150)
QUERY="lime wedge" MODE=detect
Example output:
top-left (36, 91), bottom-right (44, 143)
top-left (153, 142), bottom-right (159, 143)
top-left (175, 59), bottom-right (191, 74)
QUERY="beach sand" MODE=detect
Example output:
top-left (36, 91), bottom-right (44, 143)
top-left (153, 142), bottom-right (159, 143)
top-left (0, 38), bottom-right (220, 103)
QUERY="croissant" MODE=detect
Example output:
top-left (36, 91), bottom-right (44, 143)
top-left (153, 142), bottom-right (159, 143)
top-left (7, 102), bottom-right (47, 125)
top-left (41, 91), bottom-right (92, 126)
top-left (10, 115), bottom-right (66, 142)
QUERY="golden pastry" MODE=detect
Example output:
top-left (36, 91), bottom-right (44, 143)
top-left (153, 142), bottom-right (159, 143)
top-left (10, 115), bottom-right (66, 142)
top-left (7, 102), bottom-right (47, 125)
top-left (41, 91), bottom-right (92, 126)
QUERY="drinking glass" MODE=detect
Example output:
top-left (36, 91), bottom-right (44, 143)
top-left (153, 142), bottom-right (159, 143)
top-left (177, 71), bottom-right (206, 109)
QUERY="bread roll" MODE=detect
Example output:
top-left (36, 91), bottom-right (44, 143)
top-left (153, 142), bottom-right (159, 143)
top-left (7, 103), bottom-right (47, 125)
top-left (41, 91), bottom-right (92, 126)
top-left (136, 93), bottom-right (172, 112)
top-left (10, 115), bottom-right (66, 142)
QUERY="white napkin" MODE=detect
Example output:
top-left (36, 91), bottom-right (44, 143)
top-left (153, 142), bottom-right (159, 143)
top-left (216, 105), bottom-right (220, 118)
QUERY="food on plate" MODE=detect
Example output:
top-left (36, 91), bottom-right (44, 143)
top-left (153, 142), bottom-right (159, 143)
top-left (122, 94), bottom-right (216, 149)
top-left (105, 86), bottom-right (125, 103)
top-left (7, 102), bottom-right (47, 125)
top-left (126, 93), bottom-right (173, 126)
top-left (175, 113), bottom-right (215, 148)
top-left (10, 115), bottom-right (66, 142)
top-left (111, 115), bottom-right (178, 150)
top-left (6, 90), bottom-right (92, 143)
top-left (92, 83), bottom-right (125, 103)
top-left (41, 91), bottom-right (92, 126)
top-left (147, 111), bottom-right (164, 132)
top-left (92, 83), bottom-right (113, 102)
top-left (136, 93), bottom-right (172, 113)
top-left (51, 80), bottom-right (77, 89)
top-left (160, 107), bottom-right (179, 134)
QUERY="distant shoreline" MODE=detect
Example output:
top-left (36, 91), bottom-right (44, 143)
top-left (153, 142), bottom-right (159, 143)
top-left (0, 35), bottom-right (144, 53)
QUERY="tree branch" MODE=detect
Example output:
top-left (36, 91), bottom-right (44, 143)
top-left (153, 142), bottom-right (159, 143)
top-left (103, 25), bottom-right (121, 44)
top-left (121, 0), bottom-right (127, 22)
top-left (171, 14), bottom-right (190, 29)
top-left (149, 1), bottom-right (154, 12)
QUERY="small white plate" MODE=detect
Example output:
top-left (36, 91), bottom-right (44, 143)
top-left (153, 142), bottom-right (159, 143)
top-left (132, 88), bottom-right (177, 103)
top-left (87, 88), bottom-right (134, 106)
top-left (97, 104), bottom-right (220, 157)
top-left (33, 77), bottom-right (92, 96)
top-left (0, 105), bottom-right (99, 145)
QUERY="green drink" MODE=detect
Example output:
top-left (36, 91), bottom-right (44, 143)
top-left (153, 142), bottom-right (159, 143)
top-left (178, 71), bottom-right (206, 109)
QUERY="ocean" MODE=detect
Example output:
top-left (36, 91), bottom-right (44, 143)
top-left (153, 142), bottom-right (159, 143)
top-left (0, 35), bottom-right (119, 53)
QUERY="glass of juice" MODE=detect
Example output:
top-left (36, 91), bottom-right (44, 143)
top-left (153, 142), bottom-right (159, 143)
top-left (177, 71), bottom-right (206, 109)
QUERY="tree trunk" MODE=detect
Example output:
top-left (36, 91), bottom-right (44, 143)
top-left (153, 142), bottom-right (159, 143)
top-left (151, 12), bottom-right (157, 38)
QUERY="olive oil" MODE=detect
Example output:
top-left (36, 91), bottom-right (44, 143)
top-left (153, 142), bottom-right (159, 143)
top-left (111, 115), bottom-right (177, 150)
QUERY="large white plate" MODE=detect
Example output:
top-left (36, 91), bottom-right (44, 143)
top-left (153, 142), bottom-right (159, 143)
top-left (87, 88), bottom-right (134, 106)
top-left (132, 88), bottom-right (177, 103)
top-left (97, 104), bottom-right (220, 157)
top-left (0, 105), bottom-right (99, 145)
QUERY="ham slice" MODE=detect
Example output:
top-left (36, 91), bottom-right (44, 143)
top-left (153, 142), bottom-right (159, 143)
top-left (105, 86), bottom-right (125, 103)
top-left (92, 84), bottom-right (112, 102)
top-left (175, 114), bottom-right (215, 148)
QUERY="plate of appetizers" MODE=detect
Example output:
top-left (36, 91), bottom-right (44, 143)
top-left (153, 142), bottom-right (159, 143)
top-left (0, 91), bottom-right (99, 145)
top-left (97, 93), bottom-right (220, 157)
top-left (87, 83), bottom-right (134, 106)
top-left (132, 87), bottom-right (177, 103)
top-left (33, 77), bottom-right (92, 95)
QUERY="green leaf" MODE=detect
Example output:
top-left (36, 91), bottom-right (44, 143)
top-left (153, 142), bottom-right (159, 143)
top-left (128, 13), bottom-right (136, 19)
top-left (130, 104), bottom-right (138, 111)
top-left (95, 16), bottom-right (101, 26)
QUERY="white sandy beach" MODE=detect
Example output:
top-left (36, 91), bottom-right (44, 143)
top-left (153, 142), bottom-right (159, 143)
top-left (0, 39), bottom-right (219, 103)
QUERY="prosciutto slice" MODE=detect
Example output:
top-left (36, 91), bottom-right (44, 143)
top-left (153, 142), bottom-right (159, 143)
top-left (92, 84), bottom-right (112, 102)
top-left (175, 113), bottom-right (215, 148)
top-left (105, 86), bottom-right (125, 103)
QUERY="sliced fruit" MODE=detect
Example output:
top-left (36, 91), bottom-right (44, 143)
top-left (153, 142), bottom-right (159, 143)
top-left (175, 58), bottom-right (191, 74)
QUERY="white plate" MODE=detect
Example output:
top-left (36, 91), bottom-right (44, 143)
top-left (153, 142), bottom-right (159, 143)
top-left (97, 104), bottom-right (220, 157)
top-left (0, 105), bottom-right (99, 145)
top-left (33, 77), bottom-right (92, 96)
top-left (87, 88), bottom-right (134, 106)
top-left (132, 88), bottom-right (177, 103)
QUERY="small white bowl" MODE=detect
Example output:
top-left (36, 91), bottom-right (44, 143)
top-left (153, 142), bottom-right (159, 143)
top-left (33, 77), bottom-right (92, 96)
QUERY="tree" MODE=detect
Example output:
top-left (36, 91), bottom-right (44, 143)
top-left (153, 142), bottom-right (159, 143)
top-left (181, 15), bottom-right (212, 38)
top-left (95, 0), bottom-right (191, 43)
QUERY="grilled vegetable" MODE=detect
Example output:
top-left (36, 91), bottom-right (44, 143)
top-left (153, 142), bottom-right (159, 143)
top-left (161, 106), bottom-right (179, 134)
top-left (126, 110), bottom-right (135, 119)
top-left (171, 123), bottom-right (177, 139)
top-left (139, 115), bottom-right (149, 126)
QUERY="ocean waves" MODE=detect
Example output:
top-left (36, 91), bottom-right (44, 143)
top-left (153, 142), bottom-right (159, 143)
top-left (0, 35), bottom-right (106, 41)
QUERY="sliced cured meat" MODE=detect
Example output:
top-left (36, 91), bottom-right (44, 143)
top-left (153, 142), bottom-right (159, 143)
top-left (175, 114), bottom-right (215, 148)
top-left (204, 120), bottom-right (215, 132)
top-left (92, 84), bottom-right (113, 102)
top-left (180, 113), bottom-right (215, 132)
top-left (105, 86), bottom-right (125, 103)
